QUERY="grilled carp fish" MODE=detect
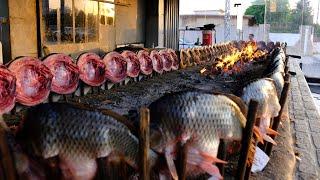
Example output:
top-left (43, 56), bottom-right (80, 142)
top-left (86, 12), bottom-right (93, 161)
top-left (241, 78), bottom-right (281, 144)
top-left (17, 103), bottom-right (157, 180)
top-left (149, 91), bottom-right (247, 179)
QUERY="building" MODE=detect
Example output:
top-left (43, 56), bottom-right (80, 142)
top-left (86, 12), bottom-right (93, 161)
top-left (179, 10), bottom-right (253, 29)
top-left (0, 0), bottom-right (179, 63)
top-left (179, 10), bottom-right (264, 44)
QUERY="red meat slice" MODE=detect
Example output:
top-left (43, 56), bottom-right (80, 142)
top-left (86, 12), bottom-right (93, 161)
top-left (159, 50), bottom-right (173, 71)
top-left (77, 53), bottom-right (106, 86)
top-left (121, 51), bottom-right (140, 78)
top-left (137, 50), bottom-right (153, 75)
top-left (43, 54), bottom-right (80, 94)
top-left (103, 52), bottom-right (127, 83)
top-left (150, 50), bottom-right (163, 74)
top-left (8, 57), bottom-right (53, 106)
top-left (0, 65), bottom-right (16, 114)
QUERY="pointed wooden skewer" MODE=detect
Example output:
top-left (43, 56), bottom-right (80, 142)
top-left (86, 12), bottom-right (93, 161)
top-left (236, 100), bottom-right (259, 180)
top-left (139, 108), bottom-right (150, 180)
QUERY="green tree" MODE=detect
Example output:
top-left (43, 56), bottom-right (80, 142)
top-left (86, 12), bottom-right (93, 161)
top-left (245, 5), bottom-right (265, 24)
top-left (291, 0), bottom-right (313, 26)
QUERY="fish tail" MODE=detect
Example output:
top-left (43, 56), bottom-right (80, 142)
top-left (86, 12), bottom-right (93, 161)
top-left (253, 126), bottom-right (264, 144)
top-left (164, 149), bottom-right (178, 180)
top-left (187, 146), bottom-right (225, 179)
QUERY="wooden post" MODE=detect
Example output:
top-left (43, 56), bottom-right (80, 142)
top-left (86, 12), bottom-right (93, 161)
top-left (96, 157), bottom-right (108, 180)
top-left (80, 82), bottom-right (84, 96)
top-left (0, 125), bottom-right (17, 180)
top-left (236, 100), bottom-right (259, 180)
top-left (266, 81), bottom-right (291, 156)
top-left (217, 140), bottom-right (226, 176)
top-left (177, 141), bottom-right (188, 180)
top-left (139, 108), bottom-right (150, 180)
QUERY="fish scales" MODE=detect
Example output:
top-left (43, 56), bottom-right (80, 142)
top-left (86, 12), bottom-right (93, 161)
top-left (17, 103), bottom-right (157, 178)
top-left (149, 91), bottom-right (246, 178)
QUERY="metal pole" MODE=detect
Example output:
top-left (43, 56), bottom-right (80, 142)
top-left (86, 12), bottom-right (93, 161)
top-left (224, 0), bottom-right (231, 41)
top-left (317, 0), bottom-right (320, 24)
top-left (264, 0), bottom-right (267, 42)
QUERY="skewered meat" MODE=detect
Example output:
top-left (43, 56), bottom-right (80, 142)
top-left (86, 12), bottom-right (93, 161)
top-left (121, 51), bottom-right (140, 78)
top-left (150, 50), bottom-right (164, 74)
top-left (8, 57), bottom-right (53, 106)
top-left (179, 49), bottom-right (190, 69)
top-left (43, 54), bottom-right (79, 94)
top-left (103, 52), bottom-right (127, 83)
top-left (137, 50), bottom-right (153, 75)
top-left (0, 65), bottom-right (16, 114)
top-left (159, 50), bottom-right (173, 71)
top-left (77, 52), bottom-right (106, 86)
top-left (167, 49), bottom-right (179, 70)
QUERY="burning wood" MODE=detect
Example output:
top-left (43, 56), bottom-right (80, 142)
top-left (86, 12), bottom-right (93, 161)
top-left (212, 42), bottom-right (267, 76)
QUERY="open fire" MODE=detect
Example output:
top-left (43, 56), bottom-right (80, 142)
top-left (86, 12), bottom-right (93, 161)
top-left (212, 42), bottom-right (267, 76)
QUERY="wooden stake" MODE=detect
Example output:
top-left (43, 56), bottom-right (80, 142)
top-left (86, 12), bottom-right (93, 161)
top-left (266, 81), bottom-right (291, 156)
top-left (217, 140), bottom-right (226, 176)
top-left (236, 100), bottom-right (259, 180)
top-left (139, 108), bottom-right (150, 180)
top-left (177, 141), bottom-right (188, 180)
top-left (96, 157), bottom-right (108, 180)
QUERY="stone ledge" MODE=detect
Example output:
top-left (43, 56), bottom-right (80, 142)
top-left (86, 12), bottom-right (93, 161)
top-left (289, 57), bottom-right (320, 177)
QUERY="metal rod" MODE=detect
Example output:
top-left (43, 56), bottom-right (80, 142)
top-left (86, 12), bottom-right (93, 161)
top-left (139, 108), bottom-right (150, 180)
top-left (177, 141), bottom-right (188, 180)
top-left (236, 100), bottom-right (259, 180)
top-left (266, 81), bottom-right (291, 156)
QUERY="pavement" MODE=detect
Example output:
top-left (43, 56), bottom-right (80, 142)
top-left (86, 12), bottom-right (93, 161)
top-left (289, 55), bottom-right (320, 179)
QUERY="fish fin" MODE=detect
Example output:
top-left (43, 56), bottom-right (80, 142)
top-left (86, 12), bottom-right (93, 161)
top-left (59, 156), bottom-right (97, 180)
top-left (266, 128), bottom-right (279, 136)
top-left (253, 126), bottom-right (264, 144)
top-left (164, 150), bottom-right (178, 180)
top-left (199, 163), bottom-right (223, 180)
top-left (199, 151), bottom-right (227, 164)
top-left (263, 134), bottom-right (277, 145)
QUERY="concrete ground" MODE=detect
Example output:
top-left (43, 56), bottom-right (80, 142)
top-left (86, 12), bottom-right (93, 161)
top-left (286, 51), bottom-right (320, 179)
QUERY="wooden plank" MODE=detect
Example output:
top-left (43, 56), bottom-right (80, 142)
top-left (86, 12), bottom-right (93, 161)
top-left (236, 100), bottom-right (259, 180)
top-left (139, 108), bottom-right (150, 180)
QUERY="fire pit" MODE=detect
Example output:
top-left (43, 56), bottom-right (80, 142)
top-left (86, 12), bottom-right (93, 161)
top-left (0, 41), bottom-right (289, 180)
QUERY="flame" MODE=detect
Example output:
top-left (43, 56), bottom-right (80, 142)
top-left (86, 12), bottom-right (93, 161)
top-left (213, 42), bottom-right (266, 75)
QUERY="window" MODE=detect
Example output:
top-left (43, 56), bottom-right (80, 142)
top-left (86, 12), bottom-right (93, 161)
top-left (99, 2), bottom-right (115, 26)
top-left (42, 0), bottom-right (114, 44)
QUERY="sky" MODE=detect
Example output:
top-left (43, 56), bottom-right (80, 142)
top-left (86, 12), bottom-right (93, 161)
top-left (180, 0), bottom-right (320, 24)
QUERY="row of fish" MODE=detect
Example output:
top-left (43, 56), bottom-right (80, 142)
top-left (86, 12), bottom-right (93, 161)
top-left (12, 71), bottom-right (286, 179)
top-left (0, 49), bottom-right (179, 114)
top-left (8, 44), bottom-right (287, 179)
top-left (14, 91), bottom-right (247, 180)
top-left (241, 47), bottom-right (286, 144)
top-left (179, 43), bottom-right (234, 68)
